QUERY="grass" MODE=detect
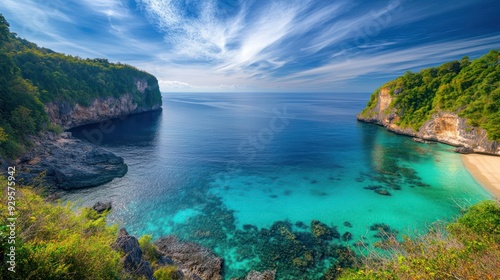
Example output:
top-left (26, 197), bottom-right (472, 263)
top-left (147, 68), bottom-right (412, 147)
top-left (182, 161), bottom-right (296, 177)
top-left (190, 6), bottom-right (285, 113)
top-left (339, 200), bottom-right (500, 280)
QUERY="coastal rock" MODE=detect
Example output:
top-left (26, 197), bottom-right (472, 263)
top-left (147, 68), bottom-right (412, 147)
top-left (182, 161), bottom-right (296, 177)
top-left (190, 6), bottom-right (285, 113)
top-left (113, 228), bottom-right (154, 280)
top-left (245, 270), bottom-right (276, 280)
top-left (18, 134), bottom-right (127, 189)
top-left (92, 201), bottom-right (112, 213)
top-left (357, 88), bottom-right (500, 155)
top-left (412, 137), bottom-right (426, 143)
top-left (454, 146), bottom-right (474, 154)
top-left (154, 236), bottom-right (223, 280)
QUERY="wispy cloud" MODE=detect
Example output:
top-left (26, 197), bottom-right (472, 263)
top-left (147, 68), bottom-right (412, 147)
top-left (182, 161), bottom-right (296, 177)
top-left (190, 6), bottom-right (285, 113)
top-left (2, 0), bottom-right (500, 92)
top-left (278, 34), bottom-right (500, 90)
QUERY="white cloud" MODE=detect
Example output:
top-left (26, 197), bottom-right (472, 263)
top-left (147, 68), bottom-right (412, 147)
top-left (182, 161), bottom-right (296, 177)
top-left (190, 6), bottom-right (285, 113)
top-left (281, 34), bottom-right (500, 90)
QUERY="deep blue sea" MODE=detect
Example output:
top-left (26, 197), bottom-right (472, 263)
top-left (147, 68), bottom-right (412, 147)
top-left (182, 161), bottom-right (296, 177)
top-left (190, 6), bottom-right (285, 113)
top-left (66, 92), bottom-right (490, 279)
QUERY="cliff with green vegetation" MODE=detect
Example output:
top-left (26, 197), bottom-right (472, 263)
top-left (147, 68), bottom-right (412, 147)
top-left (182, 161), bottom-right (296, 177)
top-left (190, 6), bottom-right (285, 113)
top-left (357, 50), bottom-right (500, 155)
top-left (0, 14), bottom-right (162, 159)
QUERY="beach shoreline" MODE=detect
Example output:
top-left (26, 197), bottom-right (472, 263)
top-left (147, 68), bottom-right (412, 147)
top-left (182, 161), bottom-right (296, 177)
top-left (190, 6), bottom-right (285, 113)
top-left (461, 154), bottom-right (500, 199)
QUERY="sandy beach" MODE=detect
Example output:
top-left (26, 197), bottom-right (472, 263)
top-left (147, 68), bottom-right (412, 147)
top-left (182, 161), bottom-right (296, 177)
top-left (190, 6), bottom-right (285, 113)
top-left (462, 154), bottom-right (500, 199)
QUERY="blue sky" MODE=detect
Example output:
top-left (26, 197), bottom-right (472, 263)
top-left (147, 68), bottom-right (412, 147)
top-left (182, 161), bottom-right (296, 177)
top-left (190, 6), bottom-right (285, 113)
top-left (2, 0), bottom-right (500, 92)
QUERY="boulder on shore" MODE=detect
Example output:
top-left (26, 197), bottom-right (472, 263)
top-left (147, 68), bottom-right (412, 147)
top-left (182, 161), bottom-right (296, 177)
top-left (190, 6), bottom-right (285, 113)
top-left (454, 146), bottom-right (474, 154)
top-left (155, 236), bottom-right (223, 280)
top-left (18, 133), bottom-right (127, 189)
top-left (92, 201), bottom-right (112, 213)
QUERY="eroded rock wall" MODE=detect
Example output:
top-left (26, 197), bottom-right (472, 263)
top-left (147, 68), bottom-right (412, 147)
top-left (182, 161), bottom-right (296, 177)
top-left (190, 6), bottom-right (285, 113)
top-left (46, 80), bottom-right (161, 129)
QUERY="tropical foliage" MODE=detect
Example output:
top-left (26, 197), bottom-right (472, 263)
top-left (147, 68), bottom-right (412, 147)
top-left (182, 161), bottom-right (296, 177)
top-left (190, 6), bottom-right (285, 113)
top-left (0, 176), bottom-right (123, 279)
top-left (339, 200), bottom-right (500, 279)
top-left (0, 14), bottom-right (161, 158)
top-left (361, 50), bottom-right (500, 141)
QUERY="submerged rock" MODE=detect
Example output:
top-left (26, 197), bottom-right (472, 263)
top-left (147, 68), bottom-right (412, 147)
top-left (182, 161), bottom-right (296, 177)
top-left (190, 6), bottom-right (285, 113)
top-left (369, 223), bottom-right (391, 231)
top-left (363, 185), bottom-right (383, 190)
top-left (343, 221), bottom-right (353, 228)
top-left (374, 189), bottom-right (391, 196)
top-left (311, 220), bottom-right (340, 240)
top-left (295, 221), bottom-right (308, 229)
top-left (342, 232), bottom-right (353, 241)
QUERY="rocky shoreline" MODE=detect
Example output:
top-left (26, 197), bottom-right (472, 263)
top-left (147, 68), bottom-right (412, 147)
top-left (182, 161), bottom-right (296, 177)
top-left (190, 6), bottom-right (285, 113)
top-left (112, 226), bottom-right (276, 280)
top-left (4, 104), bottom-right (163, 190)
top-left (357, 88), bottom-right (500, 156)
top-left (13, 131), bottom-right (127, 190)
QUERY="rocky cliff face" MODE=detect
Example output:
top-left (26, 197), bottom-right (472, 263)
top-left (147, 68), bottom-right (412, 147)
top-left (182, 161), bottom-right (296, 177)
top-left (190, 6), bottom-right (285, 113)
top-left (46, 79), bottom-right (162, 129)
top-left (357, 88), bottom-right (500, 155)
top-left (17, 78), bottom-right (162, 189)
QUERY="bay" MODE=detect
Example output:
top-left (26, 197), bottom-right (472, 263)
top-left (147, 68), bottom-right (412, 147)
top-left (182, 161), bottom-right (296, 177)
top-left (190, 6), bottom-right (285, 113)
top-left (65, 92), bottom-right (490, 279)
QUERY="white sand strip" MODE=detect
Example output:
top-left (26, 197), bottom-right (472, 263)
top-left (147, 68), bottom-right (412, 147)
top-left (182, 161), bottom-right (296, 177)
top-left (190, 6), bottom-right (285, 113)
top-left (462, 154), bottom-right (500, 199)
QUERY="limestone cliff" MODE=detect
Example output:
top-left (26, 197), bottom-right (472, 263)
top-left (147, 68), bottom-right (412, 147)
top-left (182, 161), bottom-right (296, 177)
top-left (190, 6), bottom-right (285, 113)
top-left (46, 79), bottom-right (162, 129)
top-left (357, 88), bottom-right (500, 155)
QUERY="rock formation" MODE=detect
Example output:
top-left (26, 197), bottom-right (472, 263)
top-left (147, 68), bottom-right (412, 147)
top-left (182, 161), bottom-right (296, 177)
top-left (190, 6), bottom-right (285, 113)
top-left (113, 228), bottom-right (154, 280)
top-left (154, 236), bottom-right (223, 280)
top-left (92, 201), bottom-right (113, 213)
top-left (17, 76), bottom-right (161, 189)
top-left (17, 132), bottom-right (127, 189)
top-left (46, 79), bottom-right (161, 130)
top-left (357, 88), bottom-right (500, 155)
top-left (244, 270), bottom-right (276, 280)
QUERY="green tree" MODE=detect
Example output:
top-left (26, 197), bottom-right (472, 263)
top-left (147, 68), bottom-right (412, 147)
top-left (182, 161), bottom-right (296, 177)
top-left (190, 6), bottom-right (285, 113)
top-left (10, 106), bottom-right (36, 137)
top-left (0, 14), bottom-right (9, 44)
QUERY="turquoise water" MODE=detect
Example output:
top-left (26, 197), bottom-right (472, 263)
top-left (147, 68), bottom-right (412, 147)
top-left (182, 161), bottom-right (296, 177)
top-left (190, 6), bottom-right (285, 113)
top-left (65, 92), bottom-right (490, 279)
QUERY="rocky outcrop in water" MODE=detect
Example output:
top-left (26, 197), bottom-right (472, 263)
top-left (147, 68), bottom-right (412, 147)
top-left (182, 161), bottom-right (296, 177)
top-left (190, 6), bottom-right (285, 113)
top-left (17, 132), bottom-right (127, 189)
top-left (357, 88), bottom-right (500, 155)
top-left (311, 220), bottom-right (340, 240)
top-left (92, 201), bottom-right (113, 213)
top-left (154, 236), bottom-right (223, 280)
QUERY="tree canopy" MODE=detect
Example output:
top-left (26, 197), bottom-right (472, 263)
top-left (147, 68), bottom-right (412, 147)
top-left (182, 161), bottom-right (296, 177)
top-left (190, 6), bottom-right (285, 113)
top-left (362, 50), bottom-right (500, 141)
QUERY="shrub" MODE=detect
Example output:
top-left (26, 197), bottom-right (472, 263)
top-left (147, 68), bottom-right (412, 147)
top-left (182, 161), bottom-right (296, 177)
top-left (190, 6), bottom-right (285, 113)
top-left (0, 176), bottom-right (123, 279)
top-left (138, 234), bottom-right (161, 263)
top-left (338, 200), bottom-right (500, 280)
top-left (153, 266), bottom-right (181, 280)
